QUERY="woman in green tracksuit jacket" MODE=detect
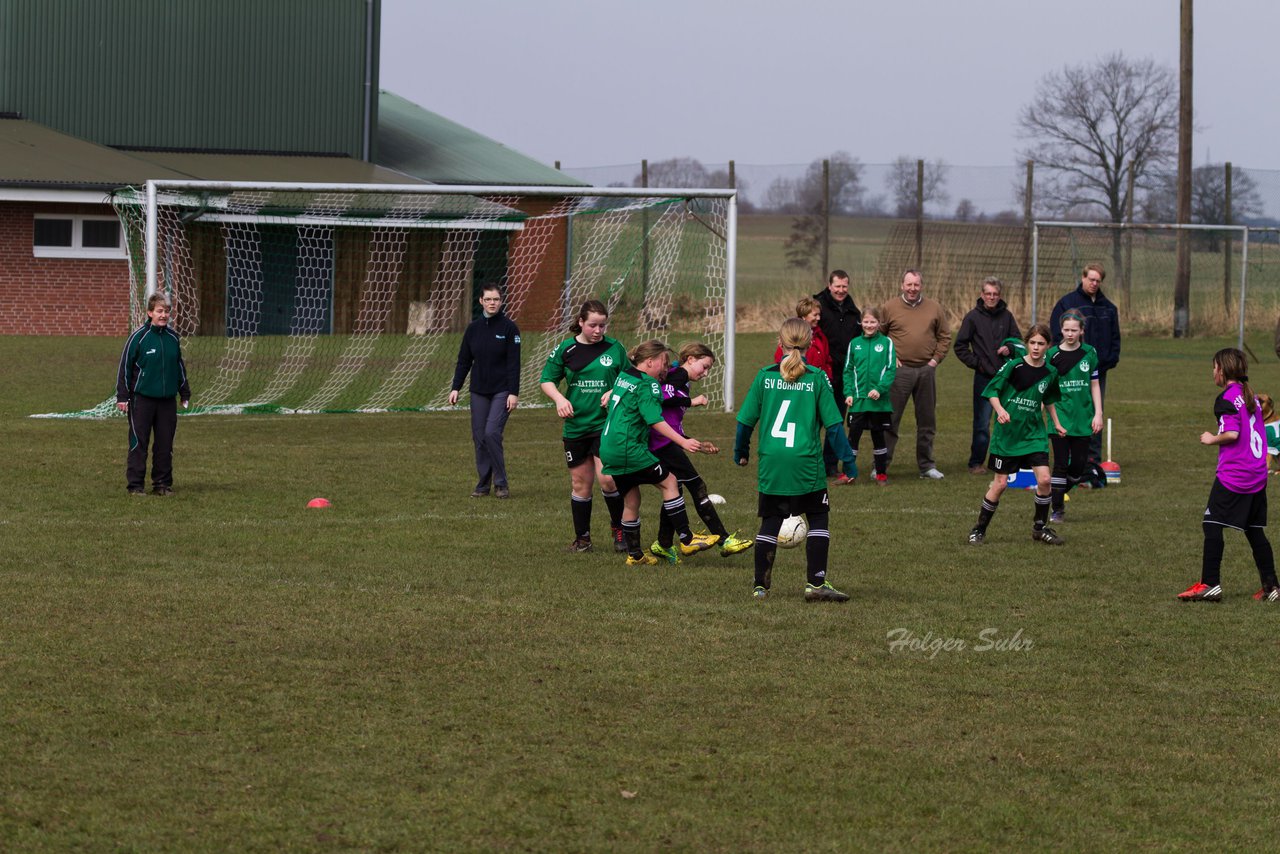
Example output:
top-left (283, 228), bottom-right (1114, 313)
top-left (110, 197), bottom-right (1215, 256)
top-left (115, 293), bottom-right (191, 496)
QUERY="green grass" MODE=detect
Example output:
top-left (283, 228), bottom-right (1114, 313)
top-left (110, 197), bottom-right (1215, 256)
top-left (5, 334), bottom-right (1280, 849)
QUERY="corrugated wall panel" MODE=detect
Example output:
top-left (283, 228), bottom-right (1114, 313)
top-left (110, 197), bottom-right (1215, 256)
top-left (0, 0), bottom-right (374, 157)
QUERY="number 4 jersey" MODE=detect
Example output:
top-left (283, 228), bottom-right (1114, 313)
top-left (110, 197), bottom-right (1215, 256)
top-left (737, 363), bottom-right (843, 496)
top-left (1215, 381), bottom-right (1268, 494)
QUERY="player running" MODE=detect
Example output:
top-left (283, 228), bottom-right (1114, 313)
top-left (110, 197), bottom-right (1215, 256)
top-left (540, 299), bottom-right (630, 553)
top-left (648, 342), bottom-right (752, 562)
top-left (1177, 348), bottom-right (1279, 602)
top-left (1046, 310), bottom-right (1104, 521)
top-left (599, 340), bottom-right (718, 566)
top-left (967, 324), bottom-right (1064, 546)
top-left (735, 317), bottom-right (857, 602)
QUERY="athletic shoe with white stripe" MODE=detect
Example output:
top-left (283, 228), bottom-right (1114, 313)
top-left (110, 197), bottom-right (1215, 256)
top-left (1031, 527), bottom-right (1065, 545)
top-left (1177, 582), bottom-right (1222, 602)
top-left (1253, 587), bottom-right (1280, 602)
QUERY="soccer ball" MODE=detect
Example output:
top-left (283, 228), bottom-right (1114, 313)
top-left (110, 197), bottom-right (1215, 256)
top-left (707, 493), bottom-right (726, 505)
top-left (777, 515), bottom-right (808, 549)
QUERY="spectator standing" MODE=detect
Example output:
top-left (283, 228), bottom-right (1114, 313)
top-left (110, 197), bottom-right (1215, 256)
top-left (1049, 264), bottom-right (1120, 463)
top-left (880, 268), bottom-right (952, 479)
top-left (449, 285), bottom-right (521, 499)
top-left (813, 270), bottom-right (860, 477)
top-left (954, 277), bottom-right (1021, 475)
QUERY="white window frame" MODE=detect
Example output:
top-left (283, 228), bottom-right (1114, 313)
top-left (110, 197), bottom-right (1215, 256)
top-left (33, 214), bottom-right (127, 259)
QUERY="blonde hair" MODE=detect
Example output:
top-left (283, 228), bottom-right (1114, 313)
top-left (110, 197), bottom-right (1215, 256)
top-left (795, 296), bottom-right (820, 318)
top-left (629, 339), bottom-right (670, 367)
top-left (779, 317), bottom-right (811, 382)
top-left (678, 341), bottom-right (715, 364)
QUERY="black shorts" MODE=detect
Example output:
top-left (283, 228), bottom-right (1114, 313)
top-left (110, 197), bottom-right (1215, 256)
top-left (989, 451), bottom-right (1050, 473)
top-left (758, 489), bottom-right (829, 519)
top-left (563, 434), bottom-right (602, 468)
top-left (611, 460), bottom-right (670, 493)
top-left (1204, 478), bottom-right (1268, 530)
top-left (653, 442), bottom-right (699, 482)
top-left (848, 410), bottom-right (892, 431)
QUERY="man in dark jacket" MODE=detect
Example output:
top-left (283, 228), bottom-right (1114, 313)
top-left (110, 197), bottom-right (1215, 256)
top-left (813, 269), bottom-right (860, 478)
top-left (1049, 263), bottom-right (1120, 462)
top-left (954, 277), bottom-right (1021, 474)
top-left (450, 285), bottom-right (521, 498)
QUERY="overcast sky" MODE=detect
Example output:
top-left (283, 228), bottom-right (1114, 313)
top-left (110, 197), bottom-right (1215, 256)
top-left (380, 0), bottom-right (1279, 171)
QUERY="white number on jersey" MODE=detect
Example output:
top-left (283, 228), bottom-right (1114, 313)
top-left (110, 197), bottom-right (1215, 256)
top-left (1250, 412), bottom-right (1265, 459)
top-left (602, 393), bottom-right (621, 434)
top-left (770, 399), bottom-right (796, 448)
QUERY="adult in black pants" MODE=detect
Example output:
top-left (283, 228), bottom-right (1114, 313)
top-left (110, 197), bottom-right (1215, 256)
top-left (813, 269), bottom-right (860, 477)
top-left (1049, 264), bottom-right (1121, 463)
top-left (954, 276), bottom-right (1021, 475)
top-left (449, 285), bottom-right (521, 498)
top-left (116, 293), bottom-right (191, 496)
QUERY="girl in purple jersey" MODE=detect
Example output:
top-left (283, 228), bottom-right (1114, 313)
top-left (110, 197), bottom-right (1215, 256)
top-left (648, 343), bottom-right (753, 562)
top-left (1178, 348), bottom-right (1280, 602)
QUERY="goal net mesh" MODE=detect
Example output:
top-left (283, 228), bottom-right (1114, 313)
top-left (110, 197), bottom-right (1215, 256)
top-left (43, 184), bottom-right (730, 418)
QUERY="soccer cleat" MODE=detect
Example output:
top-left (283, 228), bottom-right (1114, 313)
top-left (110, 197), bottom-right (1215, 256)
top-left (1031, 527), bottom-right (1065, 545)
top-left (719, 533), bottom-right (754, 557)
top-left (874, 473), bottom-right (888, 485)
top-left (804, 581), bottom-right (850, 603)
top-left (679, 532), bottom-right (721, 555)
top-left (494, 485), bottom-right (510, 499)
top-left (152, 486), bottom-right (174, 497)
top-left (967, 527), bottom-right (985, 545)
top-left (566, 536), bottom-right (593, 553)
top-left (611, 526), bottom-right (627, 553)
top-left (1049, 509), bottom-right (1065, 524)
top-left (1253, 587), bottom-right (1280, 602)
top-left (649, 541), bottom-right (681, 565)
top-left (1177, 582), bottom-right (1222, 602)
top-left (626, 553), bottom-right (659, 567)
top-left (752, 586), bottom-right (769, 600)
top-left (833, 473), bottom-right (855, 486)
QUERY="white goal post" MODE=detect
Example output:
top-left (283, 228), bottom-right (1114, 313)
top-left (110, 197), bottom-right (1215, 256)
top-left (42, 180), bottom-right (739, 418)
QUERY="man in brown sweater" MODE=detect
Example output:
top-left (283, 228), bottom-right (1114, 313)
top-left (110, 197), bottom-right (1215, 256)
top-left (880, 268), bottom-right (952, 478)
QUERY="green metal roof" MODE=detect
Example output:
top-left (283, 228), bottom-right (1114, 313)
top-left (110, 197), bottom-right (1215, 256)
top-left (376, 91), bottom-right (585, 187)
top-left (123, 151), bottom-right (421, 185)
top-left (0, 118), bottom-right (188, 187)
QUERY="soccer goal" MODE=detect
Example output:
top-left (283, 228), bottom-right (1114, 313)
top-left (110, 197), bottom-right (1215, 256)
top-left (40, 180), bottom-right (738, 418)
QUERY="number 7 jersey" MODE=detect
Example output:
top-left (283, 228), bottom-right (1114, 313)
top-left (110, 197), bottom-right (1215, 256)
top-left (737, 363), bottom-right (843, 495)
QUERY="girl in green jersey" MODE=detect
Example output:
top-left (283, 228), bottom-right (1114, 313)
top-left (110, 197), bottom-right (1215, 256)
top-left (1047, 311), bottom-right (1104, 521)
top-left (968, 324), bottom-right (1064, 546)
top-left (600, 340), bottom-right (717, 566)
top-left (735, 318), bottom-right (857, 602)
top-left (540, 300), bottom-right (631, 553)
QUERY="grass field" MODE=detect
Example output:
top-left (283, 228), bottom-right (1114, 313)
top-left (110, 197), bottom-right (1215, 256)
top-left (6, 333), bottom-right (1280, 850)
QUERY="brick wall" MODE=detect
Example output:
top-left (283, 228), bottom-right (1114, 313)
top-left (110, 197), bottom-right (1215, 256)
top-left (0, 202), bottom-right (131, 335)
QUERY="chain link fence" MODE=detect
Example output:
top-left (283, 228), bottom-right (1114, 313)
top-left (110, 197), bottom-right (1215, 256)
top-left (561, 159), bottom-right (1280, 336)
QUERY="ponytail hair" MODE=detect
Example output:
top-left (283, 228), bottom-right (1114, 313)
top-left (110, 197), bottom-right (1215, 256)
top-left (779, 317), bottom-right (812, 382)
top-left (629, 339), bottom-right (670, 367)
top-left (1215, 347), bottom-right (1257, 414)
top-left (677, 341), bottom-right (715, 364)
top-left (570, 299), bottom-right (608, 335)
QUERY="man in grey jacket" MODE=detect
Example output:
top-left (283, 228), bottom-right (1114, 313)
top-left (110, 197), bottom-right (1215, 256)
top-left (953, 277), bottom-right (1020, 475)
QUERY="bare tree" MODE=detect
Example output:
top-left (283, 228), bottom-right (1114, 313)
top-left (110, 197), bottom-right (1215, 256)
top-left (885, 157), bottom-right (950, 218)
top-left (1018, 53), bottom-right (1178, 286)
top-left (784, 152), bottom-right (866, 269)
top-left (632, 157), bottom-right (710, 187)
top-left (1142, 164), bottom-right (1262, 250)
top-left (953, 199), bottom-right (977, 222)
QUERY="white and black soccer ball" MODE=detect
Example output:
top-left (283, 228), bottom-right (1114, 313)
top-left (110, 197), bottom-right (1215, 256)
top-left (777, 515), bottom-right (808, 549)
